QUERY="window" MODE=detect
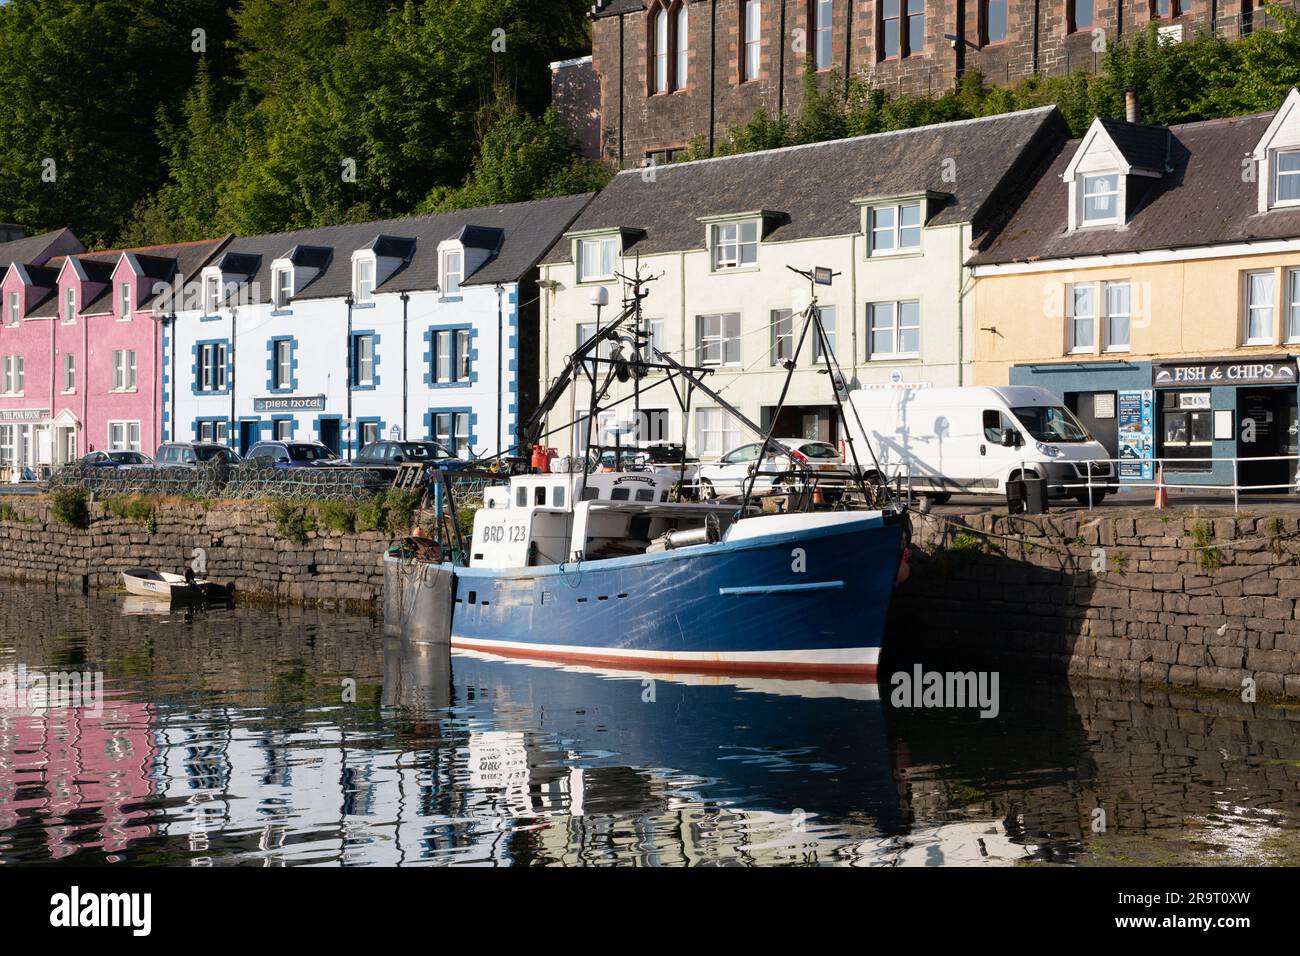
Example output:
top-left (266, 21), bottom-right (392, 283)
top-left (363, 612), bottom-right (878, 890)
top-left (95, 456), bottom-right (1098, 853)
top-left (199, 420), bottom-right (229, 444)
top-left (983, 409), bottom-right (1014, 443)
top-left (63, 353), bottom-right (75, 392)
top-left (354, 258), bottom-right (375, 304)
top-left (1080, 173), bottom-right (1120, 224)
top-left (274, 420), bottom-right (293, 441)
top-left (64, 287), bottom-right (76, 324)
top-left (696, 407), bottom-right (741, 457)
top-left (770, 309), bottom-right (794, 366)
top-left (2, 355), bottom-right (23, 394)
top-left (433, 328), bottom-right (472, 383)
top-left (203, 275), bottom-right (220, 315)
top-left (654, 6), bottom-right (669, 92)
top-left (1104, 281), bottom-right (1130, 351)
top-left (982, 0), bottom-right (1006, 43)
top-left (199, 343), bottom-right (228, 392)
top-left (361, 421), bottom-right (381, 446)
top-left (1244, 271), bottom-right (1275, 344)
top-left (1151, 0), bottom-right (1182, 17)
top-left (578, 236), bottom-right (618, 282)
top-left (441, 249), bottom-right (462, 295)
top-left (6, 291), bottom-right (17, 326)
top-left (1276, 150), bottom-right (1300, 204)
top-left (432, 411), bottom-right (471, 457)
top-left (647, 318), bottom-right (666, 357)
top-left (1068, 283), bottom-right (1095, 353)
top-left (108, 421), bottom-right (141, 452)
top-left (1069, 0), bottom-right (1094, 30)
top-left (274, 339), bottom-right (293, 389)
top-left (352, 333), bottom-right (375, 385)
top-left (742, 0), bottom-right (760, 81)
top-left (118, 283), bottom-right (131, 319)
top-left (869, 201), bottom-right (922, 254)
top-left (577, 322), bottom-right (614, 360)
top-left (112, 349), bottom-right (137, 391)
top-left (696, 312), bottom-right (741, 366)
top-left (273, 268), bottom-right (292, 309)
top-left (882, 0), bottom-right (924, 58)
top-left (1160, 391), bottom-right (1212, 472)
top-left (814, 306), bottom-right (837, 362)
top-left (1288, 269), bottom-right (1300, 342)
top-left (867, 301), bottom-right (920, 358)
top-left (813, 0), bottom-right (833, 69)
top-left (712, 221), bottom-right (759, 270)
top-left (676, 4), bottom-right (689, 88)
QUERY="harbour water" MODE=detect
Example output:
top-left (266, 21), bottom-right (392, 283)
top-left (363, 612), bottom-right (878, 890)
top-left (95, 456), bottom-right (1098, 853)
top-left (2, 583), bottom-right (1300, 867)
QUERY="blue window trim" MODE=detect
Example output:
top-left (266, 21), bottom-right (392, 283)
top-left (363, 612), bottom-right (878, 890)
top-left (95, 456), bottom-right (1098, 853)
top-left (422, 323), bottom-right (477, 389)
top-left (351, 415), bottom-right (386, 454)
top-left (162, 327), bottom-right (171, 441)
top-left (266, 335), bottom-right (299, 394)
top-left (348, 330), bottom-right (381, 391)
top-left (192, 416), bottom-right (232, 443)
top-left (423, 406), bottom-right (477, 457)
top-left (504, 286), bottom-right (518, 454)
top-left (266, 414), bottom-right (300, 440)
top-left (192, 338), bottom-right (231, 396)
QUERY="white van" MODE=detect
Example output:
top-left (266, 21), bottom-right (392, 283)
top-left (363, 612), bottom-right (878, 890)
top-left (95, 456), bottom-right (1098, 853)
top-left (847, 385), bottom-right (1117, 504)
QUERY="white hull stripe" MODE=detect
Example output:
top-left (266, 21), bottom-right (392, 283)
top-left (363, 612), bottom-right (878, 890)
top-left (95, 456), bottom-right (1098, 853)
top-left (447, 636), bottom-right (880, 667)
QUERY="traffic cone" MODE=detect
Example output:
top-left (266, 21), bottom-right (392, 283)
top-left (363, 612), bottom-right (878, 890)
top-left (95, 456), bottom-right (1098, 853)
top-left (1154, 465), bottom-right (1168, 509)
top-left (813, 486), bottom-right (825, 505)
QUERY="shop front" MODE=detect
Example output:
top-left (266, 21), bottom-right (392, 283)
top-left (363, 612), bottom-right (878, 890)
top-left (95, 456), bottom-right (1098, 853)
top-left (1151, 357), bottom-right (1298, 491)
top-left (0, 408), bottom-right (52, 481)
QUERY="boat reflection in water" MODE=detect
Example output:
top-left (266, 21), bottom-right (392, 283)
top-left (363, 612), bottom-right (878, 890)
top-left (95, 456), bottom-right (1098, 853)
top-left (385, 644), bottom-right (1035, 866)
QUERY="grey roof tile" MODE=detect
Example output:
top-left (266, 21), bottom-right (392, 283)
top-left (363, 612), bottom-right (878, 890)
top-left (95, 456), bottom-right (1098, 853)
top-left (541, 107), bottom-right (1066, 264)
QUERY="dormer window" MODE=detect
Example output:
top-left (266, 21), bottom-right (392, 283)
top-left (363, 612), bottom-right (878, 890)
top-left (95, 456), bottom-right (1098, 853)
top-left (440, 248), bottom-right (463, 295)
top-left (273, 267), bottom-right (293, 309)
top-left (353, 257), bottom-right (375, 304)
top-left (7, 291), bottom-right (18, 327)
top-left (1276, 150), bottom-right (1300, 205)
top-left (63, 287), bottom-right (76, 324)
top-left (868, 200), bottom-right (922, 255)
top-left (118, 282), bottom-right (131, 319)
top-left (712, 221), bottom-right (759, 270)
top-left (578, 236), bottom-right (618, 282)
top-left (1080, 173), bottom-right (1121, 225)
top-left (203, 274), bottom-right (220, 315)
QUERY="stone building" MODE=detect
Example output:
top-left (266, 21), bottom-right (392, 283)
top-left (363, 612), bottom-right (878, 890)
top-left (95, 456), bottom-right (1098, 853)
top-left (580, 0), bottom-right (1254, 169)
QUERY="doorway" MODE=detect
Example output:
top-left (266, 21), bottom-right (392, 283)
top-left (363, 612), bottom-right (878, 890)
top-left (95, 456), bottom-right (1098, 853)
top-left (239, 420), bottom-right (260, 455)
top-left (1237, 387), bottom-right (1297, 491)
top-left (1066, 391), bottom-right (1118, 459)
top-left (318, 418), bottom-right (341, 456)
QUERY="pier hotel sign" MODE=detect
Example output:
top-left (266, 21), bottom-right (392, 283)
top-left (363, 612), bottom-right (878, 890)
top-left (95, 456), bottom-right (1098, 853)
top-left (1152, 357), bottom-right (1299, 388)
top-left (252, 395), bottom-right (326, 413)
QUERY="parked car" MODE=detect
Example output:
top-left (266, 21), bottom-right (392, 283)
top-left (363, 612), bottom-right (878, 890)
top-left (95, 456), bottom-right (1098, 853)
top-left (80, 450), bottom-right (153, 469)
top-left (847, 385), bottom-right (1118, 505)
top-left (351, 440), bottom-right (471, 473)
top-left (695, 438), bottom-right (848, 499)
top-left (244, 440), bottom-right (342, 467)
top-left (153, 443), bottom-right (242, 467)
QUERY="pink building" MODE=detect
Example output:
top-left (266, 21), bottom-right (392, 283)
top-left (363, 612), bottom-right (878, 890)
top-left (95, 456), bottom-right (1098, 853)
top-left (0, 235), bottom-right (227, 477)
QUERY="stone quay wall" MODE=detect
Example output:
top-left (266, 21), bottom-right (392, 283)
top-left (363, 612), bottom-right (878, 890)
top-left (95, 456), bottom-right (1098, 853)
top-left (894, 508), bottom-right (1300, 701)
top-left (0, 496), bottom-right (389, 609)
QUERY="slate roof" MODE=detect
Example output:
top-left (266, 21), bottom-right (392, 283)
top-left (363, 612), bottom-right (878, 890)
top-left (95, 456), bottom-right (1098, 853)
top-left (0, 228), bottom-right (81, 271)
top-left (1096, 118), bottom-right (1172, 173)
top-left (970, 112), bottom-right (1300, 265)
top-left (204, 194), bottom-right (593, 306)
top-left (63, 237), bottom-right (230, 313)
top-left (541, 106), bottom-right (1067, 264)
top-left (591, 0), bottom-right (647, 18)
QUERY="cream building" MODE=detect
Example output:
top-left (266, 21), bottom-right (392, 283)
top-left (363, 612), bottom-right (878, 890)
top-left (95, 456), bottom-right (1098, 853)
top-left (969, 89), bottom-right (1300, 490)
top-left (535, 106), bottom-right (1068, 460)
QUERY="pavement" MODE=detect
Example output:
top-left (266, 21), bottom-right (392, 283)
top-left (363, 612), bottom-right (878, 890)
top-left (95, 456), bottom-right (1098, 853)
top-left (924, 488), bottom-right (1300, 515)
top-left (0, 485), bottom-right (41, 496)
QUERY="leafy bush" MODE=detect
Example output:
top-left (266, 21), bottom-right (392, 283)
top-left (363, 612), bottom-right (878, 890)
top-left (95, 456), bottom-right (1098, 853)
top-left (50, 488), bottom-right (90, 529)
top-left (318, 500), bottom-right (357, 534)
top-left (383, 488), bottom-right (422, 536)
top-left (106, 495), bottom-right (155, 523)
top-left (355, 494), bottom-right (387, 533)
top-left (270, 500), bottom-right (316, 544)
top-left (0, 502), bottom-right (18, 522)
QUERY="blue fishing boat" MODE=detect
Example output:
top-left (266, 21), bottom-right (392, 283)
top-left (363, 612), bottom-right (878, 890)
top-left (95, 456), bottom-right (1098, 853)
top-left (384, 265), bottom-right (909, 676)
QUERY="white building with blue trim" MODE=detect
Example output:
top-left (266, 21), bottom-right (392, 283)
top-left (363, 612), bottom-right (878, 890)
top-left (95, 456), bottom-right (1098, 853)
top-left (165, 195), bottom-right (592, 460)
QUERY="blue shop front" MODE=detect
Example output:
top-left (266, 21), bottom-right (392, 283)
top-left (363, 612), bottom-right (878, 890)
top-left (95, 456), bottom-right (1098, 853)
top-left (1010, 356), bottom-right (1299, 491)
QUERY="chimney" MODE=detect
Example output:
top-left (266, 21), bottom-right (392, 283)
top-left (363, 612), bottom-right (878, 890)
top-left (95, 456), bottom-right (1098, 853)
top-left (1125, 89), bottom-right (1139, 124)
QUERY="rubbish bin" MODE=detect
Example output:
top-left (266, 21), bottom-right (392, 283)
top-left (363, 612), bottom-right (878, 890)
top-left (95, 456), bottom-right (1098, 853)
top-left (1006, 477), bottom-right (1049, 515)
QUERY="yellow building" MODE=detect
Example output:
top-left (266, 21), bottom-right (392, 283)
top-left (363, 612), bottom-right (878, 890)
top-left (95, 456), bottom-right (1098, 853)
top-left (968, 89), bottom-right (1300, 490)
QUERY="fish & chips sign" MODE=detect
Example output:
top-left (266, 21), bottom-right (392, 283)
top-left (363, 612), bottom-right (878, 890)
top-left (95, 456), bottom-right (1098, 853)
top-left (1152, 358), bottom-right (1297, 388)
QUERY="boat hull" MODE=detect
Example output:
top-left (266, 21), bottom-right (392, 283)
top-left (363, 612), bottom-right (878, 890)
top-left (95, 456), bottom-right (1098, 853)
top-left (417, 513), bottom-right (904, 677)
